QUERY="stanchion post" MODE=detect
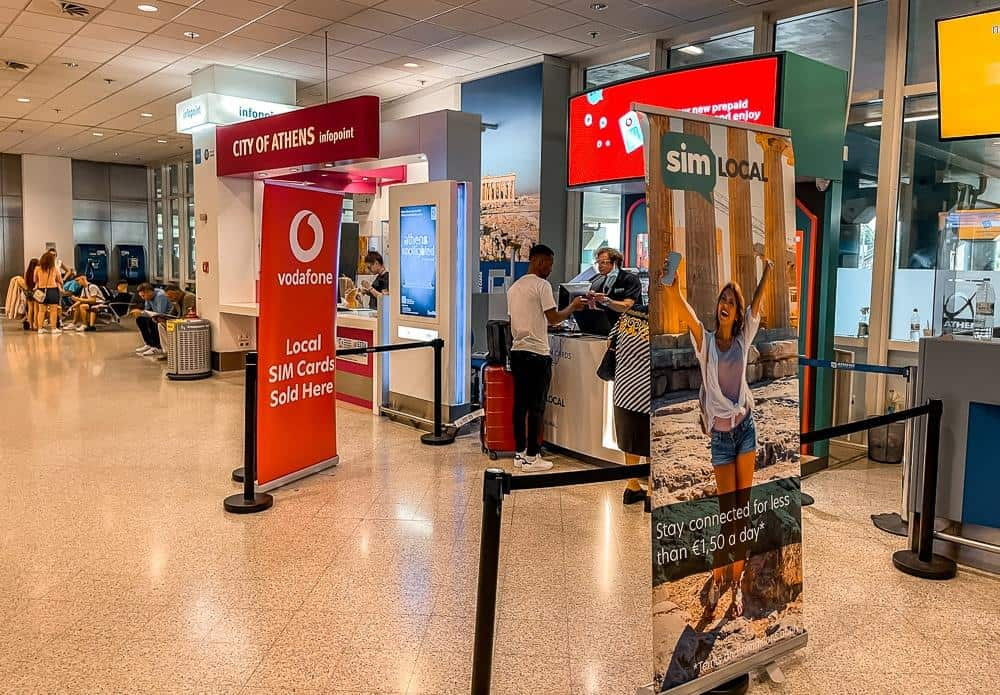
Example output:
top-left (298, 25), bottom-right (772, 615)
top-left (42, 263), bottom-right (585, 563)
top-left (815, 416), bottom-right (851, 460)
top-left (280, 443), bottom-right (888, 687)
top-left (892, 399), bottom-right (956, 579)
top-left (421, 338), bottom-right (455, 446)
top-left (471, 468), bottom-right (507, 695)
top-left (224, 352), bottom-right (273, 514)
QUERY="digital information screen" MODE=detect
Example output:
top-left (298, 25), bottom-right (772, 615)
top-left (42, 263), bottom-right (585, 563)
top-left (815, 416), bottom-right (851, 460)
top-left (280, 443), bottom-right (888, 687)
top-left (937, 9), bottom-right (1000, 140)
top-left (567, 56), bottom-right (780, 188)
top-left (399, 204), bottom-right (438, 318)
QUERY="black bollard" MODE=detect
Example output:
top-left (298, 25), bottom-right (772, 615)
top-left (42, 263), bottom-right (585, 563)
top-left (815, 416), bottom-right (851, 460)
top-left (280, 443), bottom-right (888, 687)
top-left (892, 400), bottom-right (956, 579)
top-left (470, 469), bottom-right (508, 694)
top-left (421, 338), bottom-right (456, 445)
top-left (224, 352), bottom-right (273, 514)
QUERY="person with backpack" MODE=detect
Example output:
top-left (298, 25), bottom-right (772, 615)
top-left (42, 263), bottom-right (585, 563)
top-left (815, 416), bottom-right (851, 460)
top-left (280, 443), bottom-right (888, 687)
top-left (662, 254), bottom-right (775, 619)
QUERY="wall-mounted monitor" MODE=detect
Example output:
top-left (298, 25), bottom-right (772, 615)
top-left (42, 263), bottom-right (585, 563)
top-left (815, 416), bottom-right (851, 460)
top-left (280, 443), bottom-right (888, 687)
top-left (567, 55), bottom-right (781, 188)
top-left (398, 204), bottom-right (438, 318)
top-left (936, 8), bottom-right (1000, 141)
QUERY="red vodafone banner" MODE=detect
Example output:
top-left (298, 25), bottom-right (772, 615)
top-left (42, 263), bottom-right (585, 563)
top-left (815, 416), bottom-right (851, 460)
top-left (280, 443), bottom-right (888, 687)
top-left (216, 95), bottom-right (379, 177)
top-left (257, 183), bottom-right (342, 489)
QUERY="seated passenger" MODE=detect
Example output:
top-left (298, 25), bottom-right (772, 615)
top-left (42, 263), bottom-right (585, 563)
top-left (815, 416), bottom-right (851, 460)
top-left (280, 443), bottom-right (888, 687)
top-left (165, 284), bottom-right (197, 317)
top-left (129, 283), bottom-right (175, 357)
top-left (69, 275), bottom-right (104, 332)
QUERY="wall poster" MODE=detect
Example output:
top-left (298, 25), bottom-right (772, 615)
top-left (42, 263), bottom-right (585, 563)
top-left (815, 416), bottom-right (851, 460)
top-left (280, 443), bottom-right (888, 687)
top-left (638, 106), bottom-right (805, 692)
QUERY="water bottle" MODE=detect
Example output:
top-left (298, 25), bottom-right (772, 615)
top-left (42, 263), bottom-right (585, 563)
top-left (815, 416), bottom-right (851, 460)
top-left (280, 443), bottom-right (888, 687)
top-left (974, 278), bottom-right (995, 340)
top-left (909, 308), bottom-right (921, 342)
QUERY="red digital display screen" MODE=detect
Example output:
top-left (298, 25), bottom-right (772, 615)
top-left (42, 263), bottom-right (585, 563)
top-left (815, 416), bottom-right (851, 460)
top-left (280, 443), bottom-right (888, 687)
top-left (567, 56), bottom-right (781, 188)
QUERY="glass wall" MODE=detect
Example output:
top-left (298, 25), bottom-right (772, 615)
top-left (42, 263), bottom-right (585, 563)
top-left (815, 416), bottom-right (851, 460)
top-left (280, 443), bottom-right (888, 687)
top-left (892, 94), bottom-right (1000, 341)
top-left (669, 28), bottom-right (755, 68)
top-left (906, 0), bottom-right (997, 84)
top-left (149, 157), bottom-right (194, 288)
top-left (775, 1), bottom-right (888, 93)
top-left (584, 54), bottom-right (649, 89)
top-left (835, 103), bottom-right (884, 337)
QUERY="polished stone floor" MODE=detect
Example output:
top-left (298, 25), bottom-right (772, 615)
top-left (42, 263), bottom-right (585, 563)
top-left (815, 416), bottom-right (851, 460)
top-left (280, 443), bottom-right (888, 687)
top-left (0, 321), bottom-right (996, 694)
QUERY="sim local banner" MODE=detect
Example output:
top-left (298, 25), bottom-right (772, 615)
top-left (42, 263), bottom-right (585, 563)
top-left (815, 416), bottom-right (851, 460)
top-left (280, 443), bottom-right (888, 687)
top-left (257, 182), bottom-right (343, 490)
top-left (215, 95), bottom-right (380, 177)
top-left (637, 105), bottom-right (805, 693)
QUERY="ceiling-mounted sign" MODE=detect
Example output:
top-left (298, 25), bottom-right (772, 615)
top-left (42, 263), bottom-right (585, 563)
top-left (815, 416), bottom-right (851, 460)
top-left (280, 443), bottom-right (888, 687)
top-left (214, 96), bottom-right (380, 177)
top-left (567, 56), bottom-right (780, 188)
top-left (936, 8), bottom-right (1000, 140)
top-left (175, 93), bottom-right (298, 134)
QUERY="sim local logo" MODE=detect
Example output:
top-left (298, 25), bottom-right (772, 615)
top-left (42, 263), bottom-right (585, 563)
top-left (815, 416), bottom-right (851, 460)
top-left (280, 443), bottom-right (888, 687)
top-left (660, 132), bottom-right (768, 202)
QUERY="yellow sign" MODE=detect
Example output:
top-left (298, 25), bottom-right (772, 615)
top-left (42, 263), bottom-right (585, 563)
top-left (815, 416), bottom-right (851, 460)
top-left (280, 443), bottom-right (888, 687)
top-left (937, 9), bottom-right (1000, 139)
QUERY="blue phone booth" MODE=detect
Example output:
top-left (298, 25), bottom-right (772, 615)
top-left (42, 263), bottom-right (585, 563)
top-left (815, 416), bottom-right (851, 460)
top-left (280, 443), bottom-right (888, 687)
top-left (74, 244), bottom-right (110, 285)
top-left (116, 245), bottom-right (147, 285)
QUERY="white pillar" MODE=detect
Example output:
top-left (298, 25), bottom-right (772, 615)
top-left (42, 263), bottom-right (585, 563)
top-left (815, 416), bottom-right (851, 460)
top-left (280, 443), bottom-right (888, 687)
top-left (21, 155), bottom-right (72, 266)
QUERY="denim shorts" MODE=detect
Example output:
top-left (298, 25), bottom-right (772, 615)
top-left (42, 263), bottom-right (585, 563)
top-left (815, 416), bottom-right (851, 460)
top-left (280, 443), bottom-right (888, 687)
top-left (710, 415), bottom-right (757, 466)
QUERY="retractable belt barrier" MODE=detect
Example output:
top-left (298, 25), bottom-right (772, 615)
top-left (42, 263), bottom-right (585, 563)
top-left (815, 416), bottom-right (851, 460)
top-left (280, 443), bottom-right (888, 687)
top-left (798, 356), bottom-right (912, 378)
top-left (226, 339), bottom-right (454, 514)
top-left (469, 399), bottom-right (956, 693)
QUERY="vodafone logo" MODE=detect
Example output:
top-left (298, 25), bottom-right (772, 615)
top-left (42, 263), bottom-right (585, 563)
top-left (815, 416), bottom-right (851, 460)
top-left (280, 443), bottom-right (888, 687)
top-left (289, 210), bottom-right (323, 263)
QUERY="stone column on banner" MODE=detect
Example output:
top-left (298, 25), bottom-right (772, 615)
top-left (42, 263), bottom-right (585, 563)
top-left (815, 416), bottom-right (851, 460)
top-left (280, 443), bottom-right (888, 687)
top-left (757, 133), bottom-right (792, 329)
top-left (727, 128), bottom-right (756, 299)
top-left (683, 120), bottom-right (719, 331)
top-left (646, 116), bottom-right (683, 336)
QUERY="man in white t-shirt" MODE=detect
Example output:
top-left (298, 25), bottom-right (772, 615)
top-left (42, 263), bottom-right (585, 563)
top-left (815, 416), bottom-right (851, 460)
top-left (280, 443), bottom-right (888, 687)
top-left (68, 275), bottom-right (105, 332)
top-left (507, 244), bottom-right (586, 472)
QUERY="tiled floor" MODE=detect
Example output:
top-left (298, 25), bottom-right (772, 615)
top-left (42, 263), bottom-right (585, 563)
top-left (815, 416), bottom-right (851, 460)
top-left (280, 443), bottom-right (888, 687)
top-left (0, 321), bottom-right (997, 694)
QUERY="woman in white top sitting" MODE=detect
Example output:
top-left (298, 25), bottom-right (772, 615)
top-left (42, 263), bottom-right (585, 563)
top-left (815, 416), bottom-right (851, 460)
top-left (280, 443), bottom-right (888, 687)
top-left (664, 255), bottom-right (774, 619)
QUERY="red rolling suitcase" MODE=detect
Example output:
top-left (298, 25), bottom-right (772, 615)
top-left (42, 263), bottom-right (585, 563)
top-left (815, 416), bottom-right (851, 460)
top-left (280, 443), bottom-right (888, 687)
top-left (481, 364), bottom-right (517, 460)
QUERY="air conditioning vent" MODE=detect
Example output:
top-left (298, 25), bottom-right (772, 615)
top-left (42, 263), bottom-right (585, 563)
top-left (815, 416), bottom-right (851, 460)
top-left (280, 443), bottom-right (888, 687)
top-left (55, 1), bottom-right (90, 16)
top-left (2, 60), bottom-right (32, 72)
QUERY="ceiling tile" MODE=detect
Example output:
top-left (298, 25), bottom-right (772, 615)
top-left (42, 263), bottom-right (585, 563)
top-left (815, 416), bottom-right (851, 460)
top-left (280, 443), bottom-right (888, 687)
top-left (518, 6), bottom-right (587, 32)
top-left (364, 35), bottom-right (427, 55)
top-left (92, 10), bottom-right (165, 32)
top-left (336, 44), bottom-right (398, 64)
top-left (155, 23), bottom-right (223, 44)
top-left (453, 54), bottom-right (507, 71)
top-left (323, 55), bottom-right (370, 72)
top-left (638, 0), bottom-right (733, 21)
top-left (53, 46), bottom-right (118, 63)
top-left (484, 45), bottom-right (538, 62)
top-left (558, 21), bottom-right (635, 45)
top-left (258, 9), bottom-right (330, 32)
top-left (14, 10), bottom-right (85, 34)
top-left (435, 35), bottom-right (507, 56)
top-left (474, 23), bottom-right (544, 44)
top-left (313, 23), bottom-right (380, 46)
top-left (285, 34), bottom-right (351, 54)
top-left (0, 37), bottom-right (58, 64)
top-left (375, 0), bottom-right (452, 20)
top-left (213, 35), bottom-right (276, 55)
top-left (193, 0), bottom-right (276, 21)
top-left (106, 0), bottom-right (188, 21)
top-left (410, 46), bottom-right (473, 66)
top-left (393, 22), bottom-right (461, 45)
top-left (431, 8), bottom-right (502, 32)
top-left (611, 4), bottom-right (683, 31)
top-left (4, 25), bottom-right (71, 46)
top-left (423, 64), bottom-right (470, 79)
top-left (284, 0), bottom-right (365, 21)
top-left (342, 8), bottom-right (411, 33)
top-left (76, 23), bottom-right (148, 45)
top-left (169, 8), bottom-right (245, 32)
top-left (517, 34), bottom-right (590, 55)
top-left (262, 46), bottom-right (329, 67)
top-left (464, 0), bottom-right (546, 20)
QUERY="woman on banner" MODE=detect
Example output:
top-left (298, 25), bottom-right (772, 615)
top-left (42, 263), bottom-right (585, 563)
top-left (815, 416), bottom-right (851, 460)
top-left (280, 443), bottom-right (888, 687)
top-left (662, 253), bottom-right (775, 618)
top-left (606, 304), bottom-right (652, 510)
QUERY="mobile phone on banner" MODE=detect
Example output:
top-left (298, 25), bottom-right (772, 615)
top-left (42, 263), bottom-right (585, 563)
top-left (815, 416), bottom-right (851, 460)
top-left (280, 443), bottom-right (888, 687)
top-left (619, 111), bottom-right (644, 153)
top-left (661, 252), bottom-right (682, 287)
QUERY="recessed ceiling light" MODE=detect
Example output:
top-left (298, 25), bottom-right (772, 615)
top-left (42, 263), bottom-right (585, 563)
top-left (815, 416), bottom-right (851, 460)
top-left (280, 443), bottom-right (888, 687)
top-left (403, 62), bottom-right (419, 68)
top-left (140, 112), bottom-right (153, 118)
top-left (156, 139), bottom-right (167, 143)
top-left (590, 2), bottom-right (608, 10)
top-left (56, 146), bottom-right (62, 151)
top-left (16, 97), bottom-right (30, 103)
top-left (137, 4), bottom-right (158, 12)
top-left (183, 31), bottom-right (200, 39)
top-left (678, 45), bottom-right (704, 56)
top-left (92, 132), bottom-right (103, 137)
top-left (114, 152), bottom-right (119, 156)
top-left (62, 61), bottom-right (79, 68)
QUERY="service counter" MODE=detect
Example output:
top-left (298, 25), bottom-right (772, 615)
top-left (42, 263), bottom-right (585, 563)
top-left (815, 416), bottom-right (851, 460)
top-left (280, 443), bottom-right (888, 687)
top-left (912, 336), bottom-right (1000, 572)
top-left (335, 309), bottom-right (381, 412)
top-left (544, 333), bottom-right (622, 465)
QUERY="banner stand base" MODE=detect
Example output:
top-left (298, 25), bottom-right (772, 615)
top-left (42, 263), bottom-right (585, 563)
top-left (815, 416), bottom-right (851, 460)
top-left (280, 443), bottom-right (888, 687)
top-left (892, 549), bottom-right (957, 580)
top-left (256, 455), bottom-right (339, 493)
top-left (706, 675), bottom-right (749, 695)
top-left (232, 467), bottom-right (244, 483)
top-left (872, 512), bottom-right (908, 537)
top-left (420, 432), bottom-right (456, 446)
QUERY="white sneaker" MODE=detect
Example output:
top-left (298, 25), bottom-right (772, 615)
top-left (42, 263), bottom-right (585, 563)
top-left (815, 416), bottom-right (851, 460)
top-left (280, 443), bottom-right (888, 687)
top-left (140, 347), bottom-right (160, 356)
top-left (520, 455), bottom-right (553, 473)
top-left (135, 344), bottom-right (150, 353)
top-left (513, 451), bottom-right (527, 468)
top-left (76, 324), bottom-right (87, 332)
top-left (50, 328), bottom-right (62, 335)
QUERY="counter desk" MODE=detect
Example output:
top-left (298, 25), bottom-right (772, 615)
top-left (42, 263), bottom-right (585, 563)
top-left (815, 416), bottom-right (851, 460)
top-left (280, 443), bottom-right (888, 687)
top-left (544, 332), bottom-right (622, 465)
top-left (912, 336), bottom-right (1000, 572)
top-left (335, 309), bottom-right (381, 413)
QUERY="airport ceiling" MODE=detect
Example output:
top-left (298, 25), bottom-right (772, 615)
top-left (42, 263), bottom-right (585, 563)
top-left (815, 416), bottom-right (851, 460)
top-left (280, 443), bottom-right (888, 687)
top-left (0, 0), bottom-right (767, 164)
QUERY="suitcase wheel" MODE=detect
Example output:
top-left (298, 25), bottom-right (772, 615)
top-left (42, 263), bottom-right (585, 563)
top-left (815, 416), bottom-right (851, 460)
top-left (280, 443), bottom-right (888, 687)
top-left (488, 451), bottom-right (498, 461)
